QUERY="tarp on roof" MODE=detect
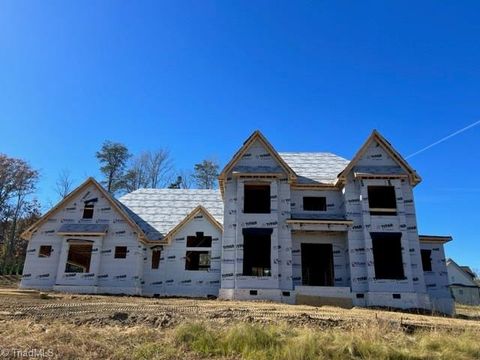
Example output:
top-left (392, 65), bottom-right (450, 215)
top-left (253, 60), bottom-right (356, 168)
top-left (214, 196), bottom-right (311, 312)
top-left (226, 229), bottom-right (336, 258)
top-left (119, 189), bottom-right (223, 241)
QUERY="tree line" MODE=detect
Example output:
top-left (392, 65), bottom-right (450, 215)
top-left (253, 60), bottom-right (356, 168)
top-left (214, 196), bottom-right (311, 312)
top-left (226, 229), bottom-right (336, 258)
top-left (58, 141), bottom-right (220, 197)
top-left (0, 140), bottom-right (220, 274)
top-left (96, 141), bottom-right (220, 194)
top-left (0, 154), bottom-right (41, 274)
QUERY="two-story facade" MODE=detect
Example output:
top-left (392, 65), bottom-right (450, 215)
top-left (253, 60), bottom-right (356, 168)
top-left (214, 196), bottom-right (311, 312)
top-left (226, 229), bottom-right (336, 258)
top-left (20, 130), bottom-right (455, 314)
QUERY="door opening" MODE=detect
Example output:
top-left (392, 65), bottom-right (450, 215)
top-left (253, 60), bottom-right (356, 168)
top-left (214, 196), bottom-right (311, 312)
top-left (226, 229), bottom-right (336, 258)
top-left (301, 243), bottom-right (334, 286)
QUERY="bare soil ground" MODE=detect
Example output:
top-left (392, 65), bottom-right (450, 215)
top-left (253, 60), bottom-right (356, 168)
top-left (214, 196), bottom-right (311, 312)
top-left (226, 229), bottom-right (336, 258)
top-left (0, 285), bottom-right (479, 332)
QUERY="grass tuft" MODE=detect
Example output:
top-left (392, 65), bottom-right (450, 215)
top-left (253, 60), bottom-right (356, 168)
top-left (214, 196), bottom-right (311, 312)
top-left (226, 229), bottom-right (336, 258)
top-left (1, 317), bottom-right (479, 359)
top-left (174, 321), bottom-right (480, 360)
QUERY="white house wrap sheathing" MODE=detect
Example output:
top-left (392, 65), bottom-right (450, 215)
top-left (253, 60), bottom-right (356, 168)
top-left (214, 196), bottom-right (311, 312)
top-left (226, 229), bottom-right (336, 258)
top-left (119, 189), bottom-right (224, 297)
top-left (21, 182), bottom-right (144, 294)
top-left (342, 141), bottom-right (432, 310)
top-left (20, 130), bottom-right (455, 314)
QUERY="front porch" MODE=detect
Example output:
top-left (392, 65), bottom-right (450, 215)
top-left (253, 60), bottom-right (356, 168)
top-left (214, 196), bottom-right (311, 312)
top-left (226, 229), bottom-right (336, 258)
top-left (289, 220), bottom-right (353, 308)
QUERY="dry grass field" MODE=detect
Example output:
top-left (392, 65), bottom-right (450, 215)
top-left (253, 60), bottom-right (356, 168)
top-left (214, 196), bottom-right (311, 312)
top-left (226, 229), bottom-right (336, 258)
top-left (0, 278), bottom-right (479, 359)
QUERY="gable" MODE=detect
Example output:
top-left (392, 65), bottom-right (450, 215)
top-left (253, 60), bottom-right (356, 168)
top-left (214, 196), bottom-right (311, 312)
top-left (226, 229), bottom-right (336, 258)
top-left (219, 130), bottom-right (296, 183)
top-left (22, 178), bottom-right (147, 242)
top-left (163, 205), bottom-right (223, 244)
top-left (356, 140), bottom-right (402, 168)
top-left (447, 260), bottom-right (478, 287)
top-left (233, 139), bottom-right (286, 172)
top-left (338, 130), bottom-right (421, 186)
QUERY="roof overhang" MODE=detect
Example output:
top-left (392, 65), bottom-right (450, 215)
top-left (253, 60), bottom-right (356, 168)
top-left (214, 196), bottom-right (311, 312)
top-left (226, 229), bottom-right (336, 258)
top-left (419, 235), bottom-right (453, 244)
top-left (287, 219), bottom-right (353, 232)
top-left (290, 183), bottom-right (338, 190)
top-left (232, 172), bottom-right (286, 179)
top-left (354, 172), bottom-right (409, 180)
top-left (56, 223), bottom-right (108, 237)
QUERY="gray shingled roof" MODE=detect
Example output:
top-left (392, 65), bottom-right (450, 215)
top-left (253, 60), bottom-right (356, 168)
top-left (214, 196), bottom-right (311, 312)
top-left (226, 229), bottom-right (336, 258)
top-left (57, 224), bottom-right (108, 234)
top-left (119, 189), bottom-right (223, 241)
top-left (279, 152), bottom-right (350, 185)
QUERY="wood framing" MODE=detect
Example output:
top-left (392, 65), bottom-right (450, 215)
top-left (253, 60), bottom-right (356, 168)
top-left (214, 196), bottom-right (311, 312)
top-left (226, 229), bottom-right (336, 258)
top-left (354, 172), bottom-right (409, 180)
top-left (286, 219), bottom-right (354, 225)
top-left (338, 130), bottom-right (422, 186)
top-left (21, 177), bottom-right (149, 243)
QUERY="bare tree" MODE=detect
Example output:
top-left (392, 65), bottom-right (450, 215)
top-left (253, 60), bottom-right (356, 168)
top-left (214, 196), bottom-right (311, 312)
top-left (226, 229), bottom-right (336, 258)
top-left (55, 169), bottom-right (74, 199)
top-left (124, 149), bottom-right (173, 191)
top-left (124, 152), bottom-right (150, 192)
top-left (147, 149), bottom-right (173, 188)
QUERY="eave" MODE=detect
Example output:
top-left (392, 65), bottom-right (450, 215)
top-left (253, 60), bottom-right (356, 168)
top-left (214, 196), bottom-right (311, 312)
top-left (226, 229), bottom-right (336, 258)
top-left (419, 235), bottom-right (453, 244)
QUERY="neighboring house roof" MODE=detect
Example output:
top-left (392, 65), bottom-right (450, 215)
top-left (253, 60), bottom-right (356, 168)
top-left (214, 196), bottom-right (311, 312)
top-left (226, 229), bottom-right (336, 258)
top-left (460, 266), bottom-right (477, 279)
top-left (119, 188), bottom-right (224, 242)
top-left (21, 177), bottom-right (149, 242)
top-left (278, 152), bottom-right (350, 185)
top-left (338, 129), bottom-right (422, 186)
top-left (447, 258), bottom-right (479, 287)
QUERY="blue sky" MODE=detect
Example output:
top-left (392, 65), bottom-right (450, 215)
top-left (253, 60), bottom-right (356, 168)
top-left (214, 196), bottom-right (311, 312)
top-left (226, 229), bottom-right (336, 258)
top-left (0, 1), bottom-right (479, 269)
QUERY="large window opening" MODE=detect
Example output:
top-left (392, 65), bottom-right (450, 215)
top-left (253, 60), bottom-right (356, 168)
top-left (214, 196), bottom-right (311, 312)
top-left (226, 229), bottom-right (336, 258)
top-left (368, 186), bottom-right (397, 215)
top-left (244, 184), bottom-right (271, 214)
top-left (301, 243), bottom-right (334, 286)
top-left (371, 232), bottom-right (405, 280)
top-left (185, 251), bottom-right (210, 270)
top-left (187, 232), bottom-right (212, 247)
top-left (421, 249), bottom-right (432, 272)
top-left (242, 228), bottom-right (272, 276)
top-left (65, 243), bottom-right (93, 273)
top-left (303, 197), bottom-right (327, 211)
top-left (185, 232), bottom-right (212, 271)
top-left (151, 249), bottom-right (161, 269)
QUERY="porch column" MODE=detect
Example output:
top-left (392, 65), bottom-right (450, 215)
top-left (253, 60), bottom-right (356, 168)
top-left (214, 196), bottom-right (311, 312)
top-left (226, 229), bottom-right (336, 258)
top-left (55, 239), bottom-right (70, 285)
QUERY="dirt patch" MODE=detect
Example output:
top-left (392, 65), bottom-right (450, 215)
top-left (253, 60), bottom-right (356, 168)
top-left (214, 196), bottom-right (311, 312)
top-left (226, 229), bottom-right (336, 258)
top-left (0, 290), bottom-right (478, 333)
